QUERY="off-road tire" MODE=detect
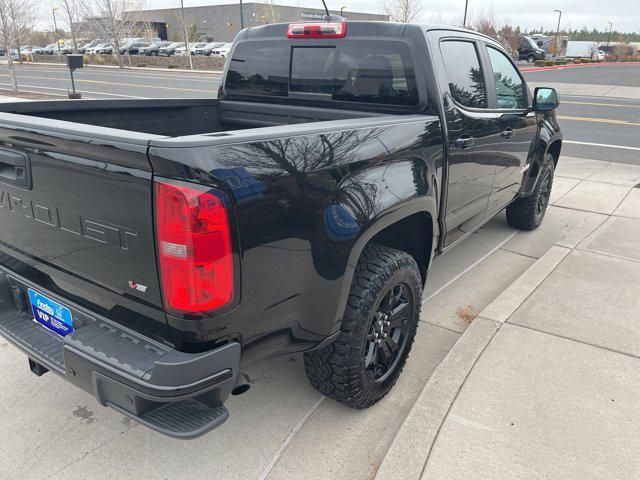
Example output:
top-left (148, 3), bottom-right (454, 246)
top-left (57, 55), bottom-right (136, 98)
top-left (506, 153), bottom-right (555, 230)
top-left (303, 245), bottom-right (422, 409)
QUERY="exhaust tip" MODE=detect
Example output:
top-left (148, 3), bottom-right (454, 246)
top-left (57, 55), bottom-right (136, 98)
top-left (231, 383), bottom-right (250, 396)
top-left (28, 358), bottom-right (49, 376)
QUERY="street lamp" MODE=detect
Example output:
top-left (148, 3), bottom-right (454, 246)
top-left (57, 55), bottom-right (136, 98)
top-left (463, 0), bottom-right (469, 28)
top-left (605, 21), bottom-right (613, 46)
top-left (239, 0), bottom-right (244, 29)
top-left (553, 9), bottom-right (562, 57)
top-left (52, 6), bottom-right (60, 54)
top-left (340, 6), bottom-right (347, 16)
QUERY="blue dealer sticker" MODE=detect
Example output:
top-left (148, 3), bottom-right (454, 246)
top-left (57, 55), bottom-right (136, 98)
top-left (28, 288), bottom-right (74, 337)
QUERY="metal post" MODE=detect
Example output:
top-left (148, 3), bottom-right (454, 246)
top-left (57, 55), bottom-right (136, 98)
top-left (69, 69), bottom-right (76, 95)
top-left (52, 8), bottom-right (60, 53)
top-left (463, 0), bottom-right (469, 27)
top-left (553, 9), bottom-right (562, 57)
top-left (239, 0), bottom-right (244, 29)
top-left (606, 22), bottom-right (613, 46)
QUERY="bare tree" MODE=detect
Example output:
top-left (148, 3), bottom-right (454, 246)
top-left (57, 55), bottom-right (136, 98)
top-left (79, 0), bottom-right (147, 68)
top-left (0, 0), bottom-right (37, 92)
top-left (258, 0), bottom-right (279, 24)
top-left (57, 0), bottom-right (81, 53)
top-left (378, 0), bottom-right (423, 23)
top-left (177, 0), bottom-right (193, 69)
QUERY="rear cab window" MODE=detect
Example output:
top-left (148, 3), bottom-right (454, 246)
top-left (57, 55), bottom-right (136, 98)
top-left (439, 40), bottom-right (487, 109)
top-left (224, 37), bottom-right (419, 107)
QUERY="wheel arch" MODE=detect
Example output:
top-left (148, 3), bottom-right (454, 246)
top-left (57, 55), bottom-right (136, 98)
top-left (329, 204), bottom-right (438, 333)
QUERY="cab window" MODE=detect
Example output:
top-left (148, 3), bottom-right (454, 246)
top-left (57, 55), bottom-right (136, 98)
top-left (440, 40), bottom-right (487, 109)
top-left (487, 46), bottom-right (528, 109)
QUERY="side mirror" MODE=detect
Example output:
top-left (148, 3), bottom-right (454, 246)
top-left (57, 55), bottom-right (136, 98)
top-left (533, 87), bottom-right (559, 112)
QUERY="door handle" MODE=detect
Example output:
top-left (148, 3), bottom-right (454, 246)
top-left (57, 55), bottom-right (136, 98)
top-left (501, 128), bottom-right (514, 139)
top-left (454, 136), bottom-right (475, 149)
top-left (0, 148), bottom-right (31, 189)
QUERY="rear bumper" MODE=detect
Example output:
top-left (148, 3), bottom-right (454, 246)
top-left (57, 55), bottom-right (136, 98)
top-left (0, 265), bottom-right (240, 438)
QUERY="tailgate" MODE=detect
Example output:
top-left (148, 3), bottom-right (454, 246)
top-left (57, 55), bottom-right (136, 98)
top-left (0, 113), bottom-right (169, 342)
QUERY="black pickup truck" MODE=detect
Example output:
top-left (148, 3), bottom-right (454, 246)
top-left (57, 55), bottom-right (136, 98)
top-left (0, 21), bottom-right (561, 438)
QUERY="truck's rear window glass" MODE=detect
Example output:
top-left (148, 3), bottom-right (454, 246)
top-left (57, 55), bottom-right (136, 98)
top-left (226, 40), bottom-right (418, 106)
top-left (225, 42), bottom-right (289, 97)
top-left (440, 41), bottom-right (487, 109)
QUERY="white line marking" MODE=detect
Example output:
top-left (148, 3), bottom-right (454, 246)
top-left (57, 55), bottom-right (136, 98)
top-left (258, 395), bottom-right (325, 480)
top-left (0, 82), bottom-right (147, 98)
top-left (564, 140), bottom-right (640, 151)
top-left (423, 231), bottom-right (519, 304)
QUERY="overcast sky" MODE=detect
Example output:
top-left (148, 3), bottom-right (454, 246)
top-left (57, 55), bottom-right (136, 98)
top-left (135, 0), bottom-right (639, 32)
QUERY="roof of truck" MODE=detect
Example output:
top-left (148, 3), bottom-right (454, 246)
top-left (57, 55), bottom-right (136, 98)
top-left (240, 20), bottom-right (497, 45)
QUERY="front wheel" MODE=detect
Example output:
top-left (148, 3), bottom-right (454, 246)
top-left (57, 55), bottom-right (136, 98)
top-left (506, 154), bottom-right (555, 230)
top-left (527, 54), bottom-right (535, 63)
top-left (304, 245), bottom-right (422, 409)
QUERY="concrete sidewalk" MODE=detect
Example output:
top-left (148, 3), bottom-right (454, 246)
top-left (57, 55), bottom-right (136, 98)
top-left (377, 157), bottom-right (640, 479)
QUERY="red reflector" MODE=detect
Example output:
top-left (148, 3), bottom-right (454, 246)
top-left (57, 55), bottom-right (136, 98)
top-left (155, 179), bottom-right (233, 314)
top-left (287, 22), bottom-right (346, 38)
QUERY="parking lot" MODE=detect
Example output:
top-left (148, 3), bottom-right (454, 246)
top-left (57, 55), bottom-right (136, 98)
top-left (0, 61), bottom-right (638, 164)
top-left (0, 61), bottom-right (639, 480)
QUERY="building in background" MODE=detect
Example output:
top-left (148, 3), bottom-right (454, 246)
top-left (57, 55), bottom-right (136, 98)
top-left (138, 3), bottom-right (388, 42)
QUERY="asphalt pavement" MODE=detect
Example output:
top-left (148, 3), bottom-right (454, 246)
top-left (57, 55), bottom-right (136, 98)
top-left (0, 61), bottom-right (638, 164)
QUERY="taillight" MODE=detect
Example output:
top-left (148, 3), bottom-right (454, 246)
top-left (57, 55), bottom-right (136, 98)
top-left (287, 22), bottom-right (346, 38)
top-left (155, 179), bottom-right (234, 315)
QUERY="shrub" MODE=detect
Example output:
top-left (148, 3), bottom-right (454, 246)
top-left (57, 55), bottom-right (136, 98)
top-left (579, 58), bottom-right (589, 63)
top-left (544, 60), bottom-right (554, 66)
top-left (167, 64), bottom-right (177, 69)
top-left (94, 54), bottom-right (105, 65)
top-left (534, 60), bottom-right (545, 67)
top-left (136, 63), bottom-right (146, 67)
top-left (83, 54), bottom-right (90, 64)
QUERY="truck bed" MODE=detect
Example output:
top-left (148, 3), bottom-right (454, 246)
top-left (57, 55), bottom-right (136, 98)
top-left (0, 98), bottom-right (384, 137)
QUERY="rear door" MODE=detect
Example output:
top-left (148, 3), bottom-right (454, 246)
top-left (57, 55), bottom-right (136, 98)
top-left (437, 38), bottom-right (503, 246)
top-left (483, 44), bottom-right (537, 215)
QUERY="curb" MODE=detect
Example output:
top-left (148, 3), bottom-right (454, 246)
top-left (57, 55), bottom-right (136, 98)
top-left (376, 244), bottom-right (576, 479)
top-left (375, 318), bottom-right (500, 480)
top-left (0, 60), bottom-right (222, 75)
top-left (521, 61), bottom-right (640, 72)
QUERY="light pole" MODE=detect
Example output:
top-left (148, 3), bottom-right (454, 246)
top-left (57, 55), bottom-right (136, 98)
top-left (553, 9), bottom-right (562, 57)
top-left (52, 6), bottom-right (60, 53)
top-left (340, 6), bottom-right (346, 16)
top-left (239, 0), bottom-right (244, 29)
top-left (605, 21), bottom-right (613, 46)
top-left (463, 0), bottom-right (469, 28)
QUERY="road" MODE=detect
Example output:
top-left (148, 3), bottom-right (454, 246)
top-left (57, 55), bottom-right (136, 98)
top-left (0, 63), bottom-right (220, 99)
top-left (0, 62), bottom-right (638, 164)
top-left (522, 63), bottom-right (640, 164)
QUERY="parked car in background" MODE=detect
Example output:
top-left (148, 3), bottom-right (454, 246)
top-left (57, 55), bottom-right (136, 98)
top-left (138, 41), bottom-right (172, 56)
top-left (120, 41), bottom-right (151, 55)
top-left (594, 50), bottom-right (606, 61)
top-left (44, 42), bottom-right (74, 55)
top-left (95, 43), bottom-right (114, 55)
top-left (86, 43), bottom-right (107, 54)
top-left (32, 45), bottom-right (48, 54)
top-left (517, 36), bottom-right (546, 63)
top-left (175, 42), bottom-right (207, 55)
top-left (78, 40), bottom-right (103, 54)
top-left (211, 42), bottom-right (233, 58)
top-left (158, 42), bottom-right (183, 56)
top-left (18, 45), bottom-right (39, 55)
top-left (195, 42), bottom-right (225, 55)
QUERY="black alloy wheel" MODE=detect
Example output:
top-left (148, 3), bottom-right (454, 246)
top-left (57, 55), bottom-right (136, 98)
top-left (364, 282), bottom-right (413, 382)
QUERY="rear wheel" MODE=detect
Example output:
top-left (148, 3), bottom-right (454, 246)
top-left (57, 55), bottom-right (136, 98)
top-left (506, 153), bottom-right (555, 230)
top-left (304, 245), bottom-right (422, 409)
top-left (527, 54), bottom-right (535, 63)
